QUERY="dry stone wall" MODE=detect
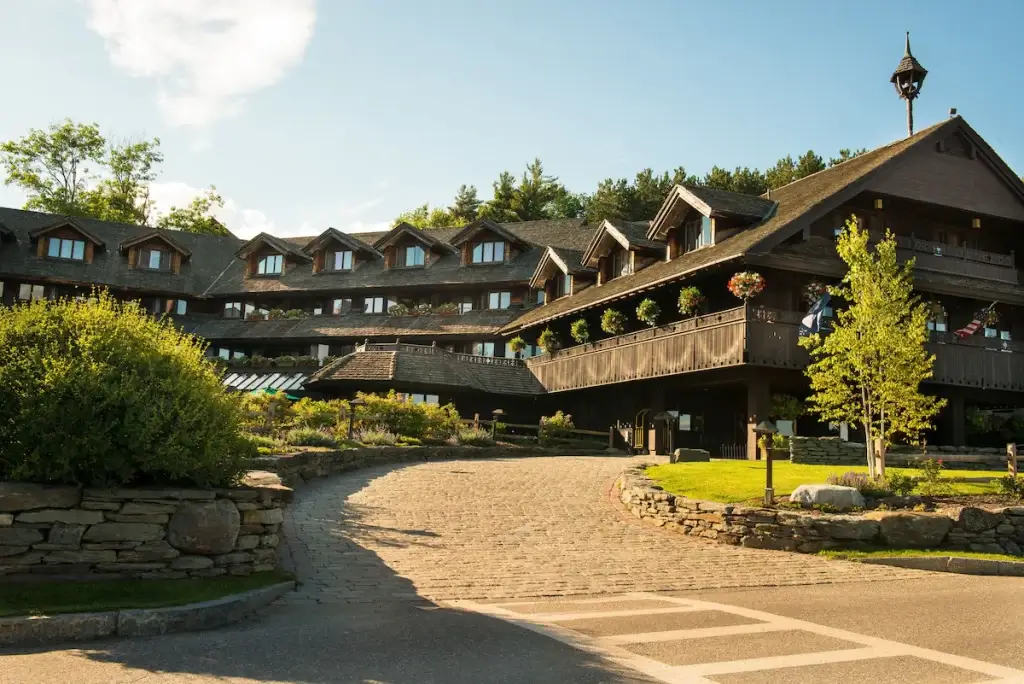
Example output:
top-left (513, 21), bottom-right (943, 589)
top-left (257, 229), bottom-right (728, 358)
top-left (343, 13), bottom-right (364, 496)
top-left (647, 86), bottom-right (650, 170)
top-left (617, 465), bottom-right (1024, 555)
top-left (0, 482), bottom-right (290, 580)
top-left (789, 436), bottom-right (1006, 470)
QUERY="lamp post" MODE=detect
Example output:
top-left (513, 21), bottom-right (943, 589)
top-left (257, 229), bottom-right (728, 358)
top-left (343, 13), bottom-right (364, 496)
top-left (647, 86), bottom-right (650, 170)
top-left (753, 420), bottom-right (778, 506)
top-left (491, 409), bottom-right (505, 440)
top-left (348, 397), bottom-right (365, 441)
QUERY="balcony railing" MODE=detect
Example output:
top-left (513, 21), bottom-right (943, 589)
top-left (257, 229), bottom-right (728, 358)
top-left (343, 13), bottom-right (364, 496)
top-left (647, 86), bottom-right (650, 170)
top-left (870, 232), bottom-right (1018, 284)
top-left (356, 342), bottom-right (525, 367)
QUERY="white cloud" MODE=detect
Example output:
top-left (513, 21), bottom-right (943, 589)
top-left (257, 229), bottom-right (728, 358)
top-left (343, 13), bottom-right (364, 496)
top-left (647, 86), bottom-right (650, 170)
top-left (295, 197), bottom-right (390, 235)
top-left (86, 0), bottom-right (316, 128)
top-left (149, 182), bottom-right (273, 239)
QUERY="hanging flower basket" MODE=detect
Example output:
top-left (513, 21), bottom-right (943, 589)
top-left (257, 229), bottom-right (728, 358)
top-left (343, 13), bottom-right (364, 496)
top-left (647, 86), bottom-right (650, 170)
top-left (677, 286), bottom-right (705, 317)
top-left (802, 281), bottom-right (828, 304)
top-left (727, 271), bottom-right (766, 301)
top-left (983, 308), bottom-right (1000, 326)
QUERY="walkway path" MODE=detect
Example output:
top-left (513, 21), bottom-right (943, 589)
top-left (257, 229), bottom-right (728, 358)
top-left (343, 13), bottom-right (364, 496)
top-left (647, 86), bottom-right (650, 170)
top-left (281, 455), bottom-right (916, 604)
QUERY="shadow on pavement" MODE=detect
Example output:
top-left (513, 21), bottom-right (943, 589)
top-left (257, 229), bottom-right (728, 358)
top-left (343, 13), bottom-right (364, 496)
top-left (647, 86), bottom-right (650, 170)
top-left (0, 462), bottom-right (655, 684)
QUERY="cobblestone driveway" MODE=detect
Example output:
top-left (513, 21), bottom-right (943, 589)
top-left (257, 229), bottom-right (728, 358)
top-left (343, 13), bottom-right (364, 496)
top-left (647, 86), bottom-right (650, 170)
top-left (281, 456), bottom-right (916, 604)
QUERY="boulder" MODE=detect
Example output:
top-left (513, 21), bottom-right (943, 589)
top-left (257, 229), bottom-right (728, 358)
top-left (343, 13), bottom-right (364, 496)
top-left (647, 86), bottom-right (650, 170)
top-left (82, 523), bottom-right (164, 543)
top-left (864, 511), bottom-right (953, 548)
top-left (958, 507), bottom-right (1004, 533)
top-left (811, 516), bottom-right (880, 541)
top-left (789, 485), bottom-right (865, 510)
top-left (167, 500), bottom-right (240, 555)
top-left (47, 523), bottom-right (86, 548)
top-left (0, 483), bottom-right (80, 512)
top-left (670, 449), bottom-right (711, 463)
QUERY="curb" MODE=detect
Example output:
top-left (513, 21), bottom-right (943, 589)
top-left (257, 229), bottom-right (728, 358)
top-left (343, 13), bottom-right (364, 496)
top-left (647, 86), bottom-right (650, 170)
top-left (0, 580), bottom-right (295, 648)
top-left (856, 556), bottom-right (1024, 576)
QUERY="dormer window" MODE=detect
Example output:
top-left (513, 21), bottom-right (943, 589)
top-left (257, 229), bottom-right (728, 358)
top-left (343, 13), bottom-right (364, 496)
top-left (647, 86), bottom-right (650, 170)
top-left (402, 245), bottom-right (425, 267)
top-left (47, 238), bottom-right (85, 261)
top-left (611, 250), bottom-right (632, 278)
top-left (142, 248), bottom-right (170, 271)
top-left (257, 254), bottom-right (283, 275)
top-left (332, 250), bottom-right (353, 271)
top-left (472, 241), bottom-right (505, 263)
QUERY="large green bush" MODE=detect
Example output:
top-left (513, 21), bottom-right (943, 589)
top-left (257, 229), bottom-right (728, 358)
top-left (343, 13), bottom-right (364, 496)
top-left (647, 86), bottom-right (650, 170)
top-left (539, 410), bottom-right (575, 445)
top-left (0, 293), bottom-right (254, 487)
top-left (354, 391), bottom-right (461, 440)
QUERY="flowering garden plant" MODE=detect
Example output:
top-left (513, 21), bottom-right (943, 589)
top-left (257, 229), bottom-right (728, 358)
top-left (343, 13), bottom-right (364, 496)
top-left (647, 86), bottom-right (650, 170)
top-left (727, 271), bottom-right (766, 301)
top-left (983, 308), bottom-right (1000, 326)
top-left (802, 281), bottom-right (827, 304)
top-left (677, 286), bottom-right (705, 317)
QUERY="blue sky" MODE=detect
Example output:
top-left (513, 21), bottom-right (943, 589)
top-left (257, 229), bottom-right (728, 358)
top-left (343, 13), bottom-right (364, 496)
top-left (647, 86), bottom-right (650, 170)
top-left (1, 0), bottom-right (1023, 238)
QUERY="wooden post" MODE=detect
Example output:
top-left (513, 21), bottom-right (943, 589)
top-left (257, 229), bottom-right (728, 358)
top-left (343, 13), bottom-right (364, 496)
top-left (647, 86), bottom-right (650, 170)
top-left (608, 425), bottom-right (614, 450)
top-left (473, 413), bottom-right (480, 429)
top-left (1008, 443), bottom-right (1018, 478)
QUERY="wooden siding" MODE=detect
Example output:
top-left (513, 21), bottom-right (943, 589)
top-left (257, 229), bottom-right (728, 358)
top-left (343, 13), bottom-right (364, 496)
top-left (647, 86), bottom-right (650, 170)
top-left (525, 305), bottom-right (1024, 393)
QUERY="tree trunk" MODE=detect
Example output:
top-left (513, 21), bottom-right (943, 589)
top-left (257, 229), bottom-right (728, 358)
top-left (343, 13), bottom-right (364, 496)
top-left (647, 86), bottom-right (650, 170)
top-left (864, 424), bottom-right (875, 479)
top-left (874, 437), bottom-right (886, 479)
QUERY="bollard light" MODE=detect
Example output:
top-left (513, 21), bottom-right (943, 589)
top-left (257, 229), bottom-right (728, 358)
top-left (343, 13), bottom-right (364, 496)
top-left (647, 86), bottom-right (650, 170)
top-left (753, 420), bottom-right (778, 506)
top-left (491, 409), bottom-right (505, 439)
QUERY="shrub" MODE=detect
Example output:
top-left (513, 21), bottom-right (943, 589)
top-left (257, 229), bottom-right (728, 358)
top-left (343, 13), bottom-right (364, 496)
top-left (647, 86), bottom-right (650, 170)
top-left (884, 470), bottom-right (917, 496)
top-left (396, 436), bottom-right (422, 446)
top-left (267, 308), bottom-right (286, 320)
top-left (458, 428), bottom-right (495, 446)
top-left (570, 319), bottom-right (590, 344)
top-left (388, 303), bottom-right (410, 316)
top-left (239, 390), bottom-right (294, 431)
top-left (537, 328), bottom-right (560, 354)
top-left (601, 308), bottom-right (626, 335)
top-left (284, 309), bottom-right (308, 319)
top-left (825, 471), bottom-right (892, 498)
top-left (294, 354), bottom-right (318, 366)
top-left (0, 293), bottom-right (253, 487)
top-left (292, 397), bottom-right (347, 429)
top-left (508, 335), bottom-right (526, 355)
top-left (275, 355), bottom-right (296, 367)
top-left (250, 354), bottom-right (269, 368)
top-left (996, 475), bottom-right (1024, 500)
top-left (916, 458), bottom-right (953, 496)
top-left (434, 302), bottom-right (459, 315)
top-left (757, 433), bottom-right (789, 451)
top-left (354, 391), bottom-right (461, 440)
top-left (677, 286), bottom-right (704, 317)
top-left (636, 298), bottom-right (660, 327)
top-left (414, 303), bottom-right (433, 316)
top-left (357, 428), bottom-right (397, 446)
top-left (286, 428), bottom-right (338, 448)
top-left (539, 410), bottom-right (575, 445)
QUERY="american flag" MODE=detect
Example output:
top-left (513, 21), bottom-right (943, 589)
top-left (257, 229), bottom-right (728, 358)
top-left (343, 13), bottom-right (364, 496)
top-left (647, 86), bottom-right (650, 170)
top-left (954, 302), bottom-right (997, 339)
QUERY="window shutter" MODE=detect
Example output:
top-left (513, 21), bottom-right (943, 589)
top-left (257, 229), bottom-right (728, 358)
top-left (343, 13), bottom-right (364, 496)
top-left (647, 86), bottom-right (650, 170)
top-left (36, 238), bottom-right (46, 257)
top-left (85, 242), bottom-right (94, 264)
top-left (171, 252), bottom-right (181, 274)
top-left (313, 251), bottom-right (323, 273)
top-left (128, 247), bottom-right (137, 268)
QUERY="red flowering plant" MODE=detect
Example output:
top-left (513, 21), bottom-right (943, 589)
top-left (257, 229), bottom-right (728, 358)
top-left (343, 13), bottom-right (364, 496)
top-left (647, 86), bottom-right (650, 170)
top-left (727, 271), bottom-right (766, 301)
top-left (802, 281), bottom-right (828, 304)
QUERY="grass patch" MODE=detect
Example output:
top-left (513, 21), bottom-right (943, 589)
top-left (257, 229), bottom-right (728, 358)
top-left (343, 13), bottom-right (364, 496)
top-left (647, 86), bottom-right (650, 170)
top-left (645, 461), bottom-right (1004, 504)
top-left (820, 548), bottom-right (1022, 562)
top-left (0, 570), bottom-right (293, 617)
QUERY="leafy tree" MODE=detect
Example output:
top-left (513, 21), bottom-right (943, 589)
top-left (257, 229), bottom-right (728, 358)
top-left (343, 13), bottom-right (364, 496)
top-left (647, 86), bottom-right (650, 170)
top-left (449, 184), bottom-right (481, 223)
top-left (548, 188), bottom-right (589, 219)
top-left (156, 187), bottom-right (230, 236)
top-left (702, 166), bottom-right (734, 191)
top-left (0, 120), bottom-right (106, 216)
top-left (391, 203), bottom-right (465, 229)
top-left (585, 178), bottom-right (631, 224)
top-left (511, 158), bottom-right (564, 220)
top-left (829, 148), bottom-right (868, 167)
top-left (93, 137), bottom-right (164, 225)
top-left (765, 155), bottom-right (797, 190)
top-left (799, 219), bottom-right (946, 478)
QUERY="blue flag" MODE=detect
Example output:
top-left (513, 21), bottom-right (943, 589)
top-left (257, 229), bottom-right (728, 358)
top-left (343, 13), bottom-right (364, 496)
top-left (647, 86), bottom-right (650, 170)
top-left (799, 293), bottom-right (831, 337)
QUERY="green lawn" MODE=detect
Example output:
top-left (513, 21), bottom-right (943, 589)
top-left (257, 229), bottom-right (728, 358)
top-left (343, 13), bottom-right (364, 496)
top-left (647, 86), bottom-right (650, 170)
top-left (645, 461), bottom-right (1004, 504)
top-left (820, 548), bottom-right (1022, 562)
top-left (0, 570), bottom-right (293, 617)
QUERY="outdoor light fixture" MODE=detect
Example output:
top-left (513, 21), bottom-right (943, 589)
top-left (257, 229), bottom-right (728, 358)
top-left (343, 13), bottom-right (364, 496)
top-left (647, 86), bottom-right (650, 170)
top-left (874, 198), bottom-right (884, 210)
top-left (491, 408), bottom-right (505, 439)
top-left (972, 218), bottom-right (982, 229)
top-left (753, 420), bottom-right (778, 506)
top-left (348, 397), bottom-right (365, 441)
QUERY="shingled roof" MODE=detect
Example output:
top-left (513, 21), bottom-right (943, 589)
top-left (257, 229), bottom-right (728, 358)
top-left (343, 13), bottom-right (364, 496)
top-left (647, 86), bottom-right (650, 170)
top-left (504, 117), bottom-right (958, 333)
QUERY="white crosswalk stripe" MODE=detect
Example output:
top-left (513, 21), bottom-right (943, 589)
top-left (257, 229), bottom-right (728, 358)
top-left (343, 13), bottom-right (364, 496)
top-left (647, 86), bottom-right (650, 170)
top-left (449, 592), bottom-right (1024, 684)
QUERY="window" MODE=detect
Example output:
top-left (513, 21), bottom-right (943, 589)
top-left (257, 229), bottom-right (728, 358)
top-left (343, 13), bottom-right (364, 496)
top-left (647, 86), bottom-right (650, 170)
top-left (457, 296), bottom-right (474, 314)
top-left (471, 241), bottom-right (505, 263)
top-left (403, 393), bottom-right (439, 406)
top-left (472, 342), bottom-right (496, 357)
top-left (700, 216), bottom-right (712, 248)
top-left (332, 250), bottom-right (353, 271)
top-left (1001, 330), bottom-right (1013, 341)
top-left (313, 305), bottom-right (324, 316)
top-left (224, 302), bottom-right (242, 318)
top-left (218, 348), bottom-right (231, 360)
top-left (487, 291), bottom-right (511, 310)
top-left (141, 248), bottom-right (169, 270)
top-left (47, 238), bottom-right (85, 261)
top-left (985, 327), bottom-right (997, 338)
top-left (311, 344), bottom-right (330, 360)
top-left (333, 298), bottom-right (353, 315)
top-left (926, 309), bottom-right (948, 333)
top-left (556, 274), bottom-right (571, 297)
top-left (535, 290), bottom-right (545, 305)
top-left (403, 245), bottom-right (425, 267)
top-left (18, 284), bottom-right (46, 301)
top-left (364, 296), bottom-right (394, 314)
top-left (175, 300), bottom-right (187, 315)
top-left (612, 250), bottom-right (632, 278)
top-left (257, 254), bottom-right (283, 275)
top-left (505, 341), bottom-right (538, 358)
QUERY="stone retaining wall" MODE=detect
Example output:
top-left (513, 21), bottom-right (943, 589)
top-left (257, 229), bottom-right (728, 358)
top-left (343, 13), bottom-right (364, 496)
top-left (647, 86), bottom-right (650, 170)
top-left (789, 436), bottom-right (1005, 470)
top-left (258, 445), bottom-right (617, 487)
top-left (617, 465), bottom-right (1024, 555)
top-left (0, 481), bottom-right (291, 580)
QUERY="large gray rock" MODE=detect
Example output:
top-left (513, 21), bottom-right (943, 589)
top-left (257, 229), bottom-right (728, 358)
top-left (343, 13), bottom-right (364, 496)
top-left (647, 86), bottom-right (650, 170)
top-left (812, 516), bottom-right (880, 541)
top-left (168, 500), bottom-right (240, 554)
top-left (670, 449), bottom-right (711, 463)
top-left (16, 509), bottom-right (105, 525)
top-left (789, 484), bottom-right (865, 510)
top-left (46, 523), bottom-right (87, 548)
top-left (958, 507), bottom-right (1004, 533)
top-left (865, 511), bottom-right (953, 548)
top-left (0, 527), bottom-right (44, 546)
top-left (0, 483), bottom-right (80, 512)
top-left (82, 523), bottom-right (164, 543)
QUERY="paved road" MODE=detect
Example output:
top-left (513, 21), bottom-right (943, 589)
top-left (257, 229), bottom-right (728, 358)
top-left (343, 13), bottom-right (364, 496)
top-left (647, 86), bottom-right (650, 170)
top-left (3, 455), bottom-right (1023, 683)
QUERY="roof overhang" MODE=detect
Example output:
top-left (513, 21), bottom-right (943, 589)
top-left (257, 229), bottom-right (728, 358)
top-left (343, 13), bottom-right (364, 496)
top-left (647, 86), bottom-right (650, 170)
top-left (373, 222), bottom-right (457, 254)
top-left (302, 227), bottom-right (382, 259)
top-left (119, 230), bottom-right (192, 258)
top-left (580, 220), bottom-right (661, 268)
top-left (647, 186), bottom-right (707, 241)
top-left (28, 217), bottom-right (105, 247)
top-left (449, 218), bottom-right (528, 249)
top-left (529, 246), bottom-right (572, 290)
top-left (235, 232), bottom-right (311, 261)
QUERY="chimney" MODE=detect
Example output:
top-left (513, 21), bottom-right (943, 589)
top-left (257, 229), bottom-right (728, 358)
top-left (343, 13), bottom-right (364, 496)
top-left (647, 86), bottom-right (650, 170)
top-left (949, 107), bottom-right (957, 118)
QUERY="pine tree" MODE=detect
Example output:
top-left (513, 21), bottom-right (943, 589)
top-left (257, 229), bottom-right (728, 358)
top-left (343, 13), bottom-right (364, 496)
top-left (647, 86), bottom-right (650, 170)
top-left (794, 150), bottom-right (826, 180)
top-left (449, 184), bottom-right (481, 223)
top-left (479, 171), bottom-right (519, 222)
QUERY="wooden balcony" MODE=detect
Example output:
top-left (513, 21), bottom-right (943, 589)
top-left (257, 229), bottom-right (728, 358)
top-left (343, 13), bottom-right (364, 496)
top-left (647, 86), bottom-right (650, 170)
top-left (525, 305), bottom-right (1024, 393)
top-left (871, 232), bottom-right (1018, 284)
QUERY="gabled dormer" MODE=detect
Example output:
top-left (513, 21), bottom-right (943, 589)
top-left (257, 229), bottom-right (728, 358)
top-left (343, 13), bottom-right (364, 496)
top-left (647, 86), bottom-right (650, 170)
top-left (449, 219), bottom-right (528, 266)
top-left (120, 230), bottom-right (192, 274)
top-left (303, 227), bottom-right (382, 274)
top-left (236, 232), bottom-right (310, 277)
top-left (29, 217), bottom-right (104, 264)
top-left (372, 222), bottom-right (456, 269)
top-left (529, 246), bottom-right (595, 304)
top-left (581, 219), bottom-right (663, 285)
top-left (648, 185), bottom-right (775, 260)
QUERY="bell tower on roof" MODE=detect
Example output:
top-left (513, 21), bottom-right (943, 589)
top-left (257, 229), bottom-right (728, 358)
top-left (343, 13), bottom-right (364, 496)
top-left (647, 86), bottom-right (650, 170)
top-left (891, 32), bottom-right (928, 137)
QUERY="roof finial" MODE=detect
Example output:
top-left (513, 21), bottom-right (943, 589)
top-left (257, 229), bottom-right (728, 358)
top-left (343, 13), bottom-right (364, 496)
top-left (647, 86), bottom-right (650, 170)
top-left (904, 31), bottom-right (912, 56)
top-left (891, 32), bottom-right (928, 137)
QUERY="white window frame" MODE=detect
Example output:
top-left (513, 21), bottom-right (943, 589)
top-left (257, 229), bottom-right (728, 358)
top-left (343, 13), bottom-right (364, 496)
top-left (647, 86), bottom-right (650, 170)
top-left (18, 284), bottom-right (46, 301)
top-left (487, 291), bottom-right (511, 310)
top-left (224, 302), bottom-right (242, 318)
top-left (333, 298), bottom-right (353, 315)
top-left (471, 241), bottom-right (505, 264)
top-left (472, 341), bottom-right (496, 357)
top-left (364, 296), bottom-right (394, 314)
top-left (404, 245), bottom-right (425, 267)
top-left (48, 238), bottom-right (86, 261)
top-left (333, 250), bottom-right (353, 271)
top-left (257, 254), bottom-right (283, 275)
top-left (175, 300), bottom-right (187, 315)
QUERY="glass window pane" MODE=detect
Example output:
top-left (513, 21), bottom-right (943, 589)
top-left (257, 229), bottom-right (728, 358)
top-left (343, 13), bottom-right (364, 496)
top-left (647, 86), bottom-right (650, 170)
top-left (19, 284), bottom-right (30, 300)
top-left (488, 293), bottom-right (498, 309)
top-left (257, 258), bottom-right (266, 275)
top-left (245, 303), bottom-right (255, 317)
top-left (32, 285), bottom-right (45, 300)
top-left (426, 395), bottom-right (438, 405)
top-left (176, 300), bottom-right (187, 315)
top-left (47, 239), bottom-right (60, 257)
top-left (494, 242), bottom-right (505, 261)
top-left (313, 306), bottom-right (323, 316)
top-left (484, 342), bottom-right (494, 357)
top-left (149, 250), bottom-right (162, 269)
top-left (1001, 330), bottom-right (1012, 341)
top-left (701, 216), bottom-right (712, 247)
top-left (483, 243), bottom-right (493, 262)
top-left (472, 244), bottom-right (483, 262)
top-left (985, 328), bottom-right (997, 338)
top-left (500, 292), bottom-right (510, 308)
top-left (72, 241), bottom-right (85, 260)
top-left (60, 240), bottom-right (72, 259)
top-left (218, 348), bottom-right (231, 360)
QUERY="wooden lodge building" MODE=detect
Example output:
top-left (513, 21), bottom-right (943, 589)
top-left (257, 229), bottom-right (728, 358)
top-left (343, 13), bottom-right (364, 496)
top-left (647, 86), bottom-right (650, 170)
top-left (3, 70), bottom-right (1024, 459)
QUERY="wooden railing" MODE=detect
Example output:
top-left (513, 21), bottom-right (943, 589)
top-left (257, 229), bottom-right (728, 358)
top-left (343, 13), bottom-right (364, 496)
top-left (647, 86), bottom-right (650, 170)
top-left (356, 342), bottom-right (525, 367)
top-left (869, 232), bottom-right (1018, 284)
